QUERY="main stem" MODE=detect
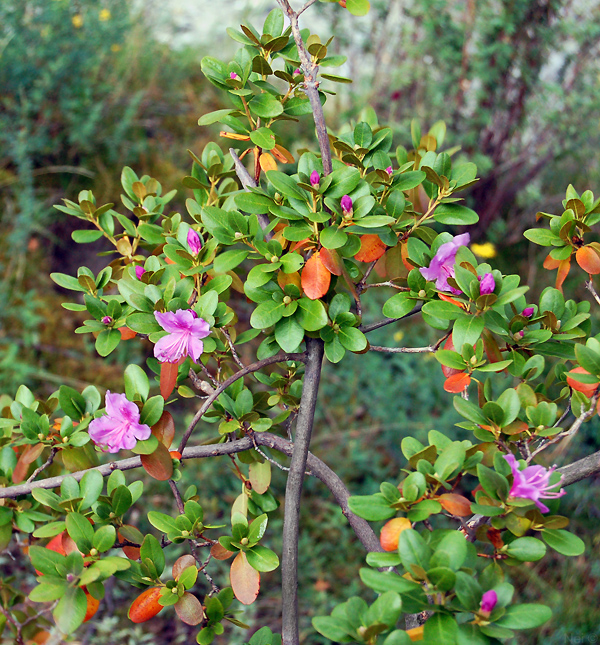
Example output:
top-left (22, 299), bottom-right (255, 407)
top-left (281, 337), bottom-right (324, 645)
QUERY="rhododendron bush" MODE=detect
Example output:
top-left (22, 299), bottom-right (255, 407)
top-left (1, 1), bottom-right (600, 643)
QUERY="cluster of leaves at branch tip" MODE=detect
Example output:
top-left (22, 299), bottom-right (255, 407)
top-left (1, 1), bottom-right (600, 643)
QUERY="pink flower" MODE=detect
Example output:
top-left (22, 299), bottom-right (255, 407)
top-left (88, 391), bottom-right (151, 453)
top-left (135, 266), bottom-right (145, 280)
top-left (341, 195), bottom-right (353, 217)
top-left (293, 68), bottom-right (302, 76)
top-left (480, 590), bottom-right (497, 615)
top-left (101, 316), bottom-right (113, 325)
top-left (187, 229), bottom-right (202, 256)
top-left (154, 309), bottom-right (211, 363)
top-left (310, 171), bottom-right (320, 189)
top-left (503, 453), bottom-right (565, 513)
top-left (522, 306), bottom-right (534, 318)
top-left (420, 233), bottom-right (470, 295)
top-left (478, 273), bottom-right (495, 295)
top-left (386, 166), bottom-right (393, 176)
top-left (230, 72), bottom-right (239, 80)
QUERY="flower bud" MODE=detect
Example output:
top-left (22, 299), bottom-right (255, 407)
top-left (102, 316), bottom-right (113, 325)
top-left (135, 266), bottom-right (145, 280)
top-left (310, 170), bottom-right (320, 189)
top-left (341, 195), bottom-right (353, 217)
top-left (478, 273), bottom-right (495, 295)
top-left (386, 166), bottom-right (393, 176)
top-left (187, 229), bottom-right (202, 256)
top-left (293, 68), bottom-right (302, 76)
top-left (480, 590), bottom-right (497, 616)
top-left (66, 574), bottom-right (76, 583)
top-left (522, 306), bottom-right (534, 318)
top-left (230, 72), bottom-right (239, 80)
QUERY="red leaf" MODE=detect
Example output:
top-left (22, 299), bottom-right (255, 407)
top-left (443, 372), bottom-right (471, 393)
top-left (438, 493), bottom-right (472, 517)
top-left (128, 587), bottom-right (163, 623)
top-left (230, 551), bottom-right (260, 605)
top-left (119, 327), bottom-right (137, 340)
top-left (160, 362), bottom-right (179, 399)
top-left (319, 248), bottom-right (343, 276)
top-left (438, 293), bottom-right (467, 310)
top-left (543, 253), bottom-right (560, 270)
top-left (172, 555), bottom-right (197, 580)
top-left (555, 257), bottom-right (571, 292)
top-left (576, 245), bottom-right (600, 275)
top-left (151, 410), bottom-right (175, 448)
top-left (140, 442), bottom-right (174, 481)
top-left (354, 234), bottom-right (387, 263)
top-left (174, 592), bottom-right (204, 626)
top-left (12, 443), bottom-right (45, 484)
top-left (439, 336), bottom-right (462, 378)
top-left (211, 542), bottom-right (234, 561)
top-left (301, 251), bottom-right (331, 300)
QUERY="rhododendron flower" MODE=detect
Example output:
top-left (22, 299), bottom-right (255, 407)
top-left (187, 229), bottom-right (202, 256)
top-left (230, 72), bottom-right (239, 80)
top-left (310, 171), bottom-right (320, 189)
top-left (503, 453), bottom-right (565, 513)
top-left (135, 266), bottom-right (145, 280)
top-left (341, 195), bottom-right (353, 217)
top-left (522, 306), bottom-right (534, 318)
top-left (154, 309), bottom-right (211, 363)
top-left (293, 68), bottom-right (302, 76)
top-left (480, 590), bottom-right (497, 615)
top-left (386, 166), bottom-right (393, 176)
top-left (420, 233), bottom-right (470, 294)
top-left (101, 316), bottom-right (112, 325)
top-left (478, 273), bottom-right (495, 295)
top-left (88, 391), bottom-right (151, 453)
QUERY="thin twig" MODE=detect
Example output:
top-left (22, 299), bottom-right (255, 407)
top-left (356, 260), bottom-right (378, 294)
top-left (369, 331), bottom-right (450, 354)
top-left (168, 480), bottom-right (185, 514)
top-left (359, 303), bottom-right (423, 333)
top-left (222, 328), bottom-right (245, 369)
top-left (362, 281), bottom-right (405, 290)
top-left (26, 447), bottom-right (58, 483)
top-left (585, 279), bottom-right (600, 306)
top-left (297, 0), bottom-right (318, 15)
top-left (178, 352), bottom-right (307, 453)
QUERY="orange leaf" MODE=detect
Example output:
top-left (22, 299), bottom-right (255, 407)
top-left (319, 247), bottom-right (343, 276)
top-left (443, 372), bottom-right (471, 393)
top-left (118, 530), bottom-right (141, 561)
top-left (566, 367), bottom-right (599, 398)
top-left (482, 329), bottom-right (503, 365)
top-left (438, 293), bottom-right (467, 309)
top-left (259, 153), bottom-right (277, 172)
top-left (277, 270), bottom-right (302, 292)
top-left (160, 361), bottom-right (179, 399)
top-left (12, 443), bottom-right (45, 484)
top-left (151, 410), bottom-right (176, 448)
top-left (291, 238), bottom-right (313, 253)
top-left (380, 517), bottom-right (412, 552)
top-left (271, 144), bottom-right (294, 164)
top-left (128, 587), bottom-right (164, 623)
top-left (211, 542), bottom-right (234, 561)
top-left (119, 327), bottom-right (137, 340)
top-left (543, 253), bottom-right (561, 270)
top-left (487, 527), bottom-right (504, 549)
top-left (301, 251), bottom-right (331, 300)
top-left (576, 245), bottom-right (600, 274)
top-left (406, 625), bottom-right (424, 641)
top-left (83, 588), bottom-right (101, 622)
top-left (556, 257), bottom-right (571, 292)
top-left (354, 234), bottom-right (387, 263)
top-left (439, 336), bottom-right (461, 378)
top-left (140, 442), bottom-right (174, 481)
top-left (219, 131), bottom-right (250, 141)
top-left (400, 241), bottom-right (413, 270)
top-left (438, 493), bottom-right (472, 517)
top-left (230, 551), bottom-right (260, 605)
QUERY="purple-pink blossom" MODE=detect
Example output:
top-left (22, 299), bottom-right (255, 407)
top-left (293, 68), bottom-right (301, 76)
top-left (230, 72), bottom-right (239, 80)
top-left (135, 266), bottom-right (145, 280)
top-left (310, 171), bottom-right (320, 189)
top-left (341, 195), bottom-right (353, 216)
top-left (480, 590), bottom-right (497, 615)
top-left (503, 453), bottom-right (565, 513)
top-left (154, 309), bottom-right (211, 363)
top-left (88, 391), bottom-right (151, 453)
top-left (101, 316), bottom-right (113, 325)
top-left (419, 233), bottom-right (470, 295)
top-left (522, 306), bottom-right (534, 318)
top-left (386, 166), bottom-right (393, 176)
top-left (187, 229), bottom-right (202, 256)
top-left (478, 273), bottom-right (495, 295)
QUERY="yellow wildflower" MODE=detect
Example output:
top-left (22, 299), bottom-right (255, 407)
top-left (471, 242), bottom-right (497, 259)
top-left (99, 9), bottom-right (111, 21)
top-left (393, 331), bottom-right (405, 343)
top-left (111, 44), bottom-right (121, 52)
top-left (72, 14), bottom-right (83, 28)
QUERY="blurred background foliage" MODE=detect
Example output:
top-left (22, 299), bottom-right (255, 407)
top-left (0, 0), bottom-right (599, 643)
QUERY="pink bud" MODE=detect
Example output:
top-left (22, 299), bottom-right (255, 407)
top-left (101, 316), bottom-right (113, 325)
top-left (230, 72), bottom-right (239, 80)
top-left (386, 166), bottom-right (393, 176)
top-left (478, 273), bottom-right (495, 295)
top-left (187, 229), bottom-right (202, 256)
top-left (293, 68), bottom-right (302, 76)
top-left (480, 590), bottom-right (497, 615)
top-left (341, 195), bottom-right (353, 216)
top-left (522, 306), bottom-right (534, 318)
top-left (135, 266), bottom-right (145, 280)
top-left (310, 170), bottom-right (320, 189)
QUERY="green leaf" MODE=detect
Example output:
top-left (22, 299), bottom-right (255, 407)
top-left (320, 226), bottom-right (348, 249)
top-left (50, 272), bottom-right (87, 292)
top-left (265, 171), bottom-right (306, 200)
top-left (148, 511), bottom-right (181, 535)
top-left (214, 250), bottom-right (249, 274)
top-left (382, 293), bottom-right (417, 319)
top-left (398, 529), bottom-right (431, 572)
top-left (453, 316), bottom-right (485, 350)
top-left (338, 327), bottom-right (367, 352)
top-left (453, 396), bottom-right (488, 425)
top-left (434, 204), bottom-right (479, 225)
top-left (542, 529), bottom-right (585, 556)
top-left (29, 545), bottom-right (65, 576)
top-left (251, 300), bottom-right (285, 329)
top-left (423, 613), bottom-right (458, 644)
top-left (382, 631), bottom-right (412, 645)
top-left (453, 571), bottom-right (481, 611)
top-left (112, 485), bottom-right (133, 516)
top-left (250, 94), bottom-right (284, 118)
top-left (575, 343), bottom-right (600, 377)
top-left (66, 512), bottom-right (94, 552)
top-left (80, 470), bottom-right (104, 510)
top-left (246, 545), bottom-right (279, 572)
top-left (358, 569), bottom-right (429, 613)
top-left (365, 552), bottom-right (402, 568)
top-left (198, 109), bottom-right (235, 126)
top-left (140, 533), bottom-right (165, 577)
top-left (297, 298), bottom-right (327, 331)
top-left (274, 316), bottom-right (304, 352)
top-left (59, 386), bottom-right (87, 420)
top-left (523, 228), bottom-right (559, 246)
top-left (506, 537), bottom-right (547, 561)
top-left (346, 0), bottom-right (371, 16)
top-left (95, 329), bottom-right (121, 357)
top-left (124, 364), bottom-right (150, 402)
top-left (348, 494), bottom-right (395, 521)
top-left (140, 395), bottom-right (165, 427)
top-left (312, 616), bottom-right (352, 642)
top-left (53, 586), bottom-right (88, 634)
top-left (93, 524), bottom-right (116, 552)
top-left (367, 591), bottom-right (402, 629)
top-left (250, 127), bottom-right (276, 150)
top-left (73, 229), bottom-right (104, 243)
top-left (476, 464), bottom-right (509, 501)
top-left (496, 604), bottom-right (553, 629)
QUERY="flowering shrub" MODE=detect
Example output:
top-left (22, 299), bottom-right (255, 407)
top-left (0, 1), bottom-right (599, 644)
